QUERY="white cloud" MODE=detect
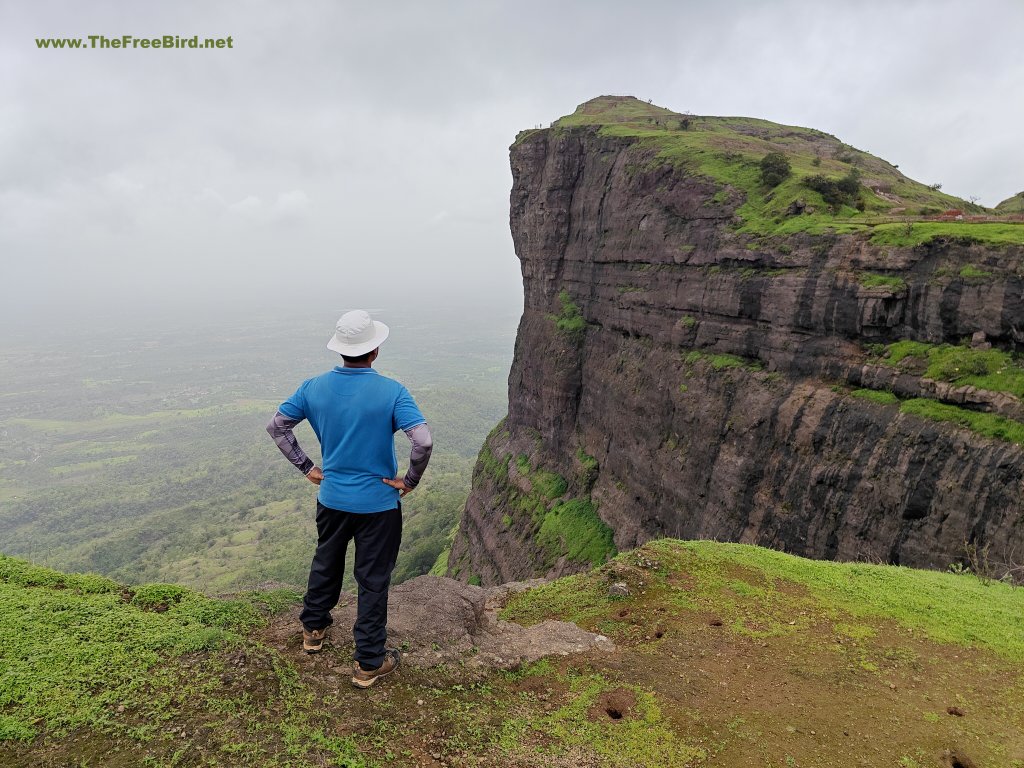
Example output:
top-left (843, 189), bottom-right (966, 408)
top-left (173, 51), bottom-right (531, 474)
top-left (227, 195), bottom-right (262, 216)
top-left (273, 189), bottom-right (310, 221)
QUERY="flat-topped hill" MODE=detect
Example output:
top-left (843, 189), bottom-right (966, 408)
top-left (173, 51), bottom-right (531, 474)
top-left (519, 95), bottom-right (1024, 246)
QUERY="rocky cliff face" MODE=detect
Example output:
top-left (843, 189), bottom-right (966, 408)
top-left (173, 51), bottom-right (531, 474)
top-left (448, 96), bottom-right (1024, 586)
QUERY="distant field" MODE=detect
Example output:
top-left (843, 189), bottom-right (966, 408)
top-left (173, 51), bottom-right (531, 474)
top-left (0, 308), bottom-right (516, 592)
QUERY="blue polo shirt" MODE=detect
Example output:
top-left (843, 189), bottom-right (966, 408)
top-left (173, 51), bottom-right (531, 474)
top-left (278, 367), bottom-right (425, 513)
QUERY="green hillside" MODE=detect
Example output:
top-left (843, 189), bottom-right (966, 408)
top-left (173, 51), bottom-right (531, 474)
top-left (3, 540), bottom-right (1022, 767)
top-left (996, 191), bottom-right (1024, 214)
top-left (534, 95), bottom-right (1024, 247)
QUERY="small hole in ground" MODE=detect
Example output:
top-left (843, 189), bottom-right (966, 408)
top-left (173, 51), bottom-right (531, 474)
top-left (944, 750), bottom-right (978, 768)
top-left (654, 629), bottom-right (664, 638)
top-left (588, 687), bottom-right (636, 723)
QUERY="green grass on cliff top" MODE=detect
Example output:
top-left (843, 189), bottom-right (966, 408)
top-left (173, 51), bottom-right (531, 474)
top-left (503, 538), bottom-right (1024, 662)
top-left (0, 555), bottom-right (260, 741)
top-left (5, 540), bottom-right (1024, 766)
top-left (547, 96), bottom-right (1024, 246)
top-left (0, 555), bottom-right (363, 765)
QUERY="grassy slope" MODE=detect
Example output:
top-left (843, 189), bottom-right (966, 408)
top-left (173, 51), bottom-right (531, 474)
top-left (544, 96), bottom-right (1024, 246)
top-left (4, 540), bottom-right (1023, 767)
top-left (996, 191), bottom-right (1024, 214)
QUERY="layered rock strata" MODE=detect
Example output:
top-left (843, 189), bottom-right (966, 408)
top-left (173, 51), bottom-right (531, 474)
top-left (450, 101), bottom-right (1024, 585)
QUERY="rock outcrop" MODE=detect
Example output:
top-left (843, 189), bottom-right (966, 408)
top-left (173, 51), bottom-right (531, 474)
top-left (449, 96), bottom-right (1024, 585)
top-left (268, 576), bottom-right (614, 670)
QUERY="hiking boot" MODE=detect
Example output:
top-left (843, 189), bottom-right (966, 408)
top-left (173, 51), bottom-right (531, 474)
top-left (302, 624), bottom-right (329, 654)
top-left (351, 648), bottom-right (401, 689)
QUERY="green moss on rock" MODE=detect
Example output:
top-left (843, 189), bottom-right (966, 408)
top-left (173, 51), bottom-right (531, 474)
top-left (537, 499), bottom-right (616, 567)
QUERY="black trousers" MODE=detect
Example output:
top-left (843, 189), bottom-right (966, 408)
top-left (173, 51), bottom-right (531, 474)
top-left (298, 500), bottom-right (402, 669)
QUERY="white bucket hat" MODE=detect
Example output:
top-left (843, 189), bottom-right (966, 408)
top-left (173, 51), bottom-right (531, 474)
top-left (326, 310), bottom-right (389, 356)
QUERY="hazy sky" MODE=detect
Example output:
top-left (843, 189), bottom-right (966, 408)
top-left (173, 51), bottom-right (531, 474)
top-left (2, 0), bottom-right (1022, 327)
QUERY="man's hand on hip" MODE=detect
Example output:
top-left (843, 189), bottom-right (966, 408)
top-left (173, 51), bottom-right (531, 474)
top-left (382, 476), bottom-right (412, 497)
top-left (305, 467), bottom-right (323, 485)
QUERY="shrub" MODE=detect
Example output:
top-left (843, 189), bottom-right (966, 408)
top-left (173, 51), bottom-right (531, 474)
top-left (931, 346), bottom-right (994, 379)
top-left (804, 168), bottom-right (862, 210)
top-left (759, 152), bottom-right (791, 188)
top-left (552, 290), bottom-right (586, 336)
top-left (131, 583), bottom-right (191, 610)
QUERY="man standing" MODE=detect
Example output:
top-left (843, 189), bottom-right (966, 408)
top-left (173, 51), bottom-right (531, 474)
top-left (267, 309), bottom-right (433, 689)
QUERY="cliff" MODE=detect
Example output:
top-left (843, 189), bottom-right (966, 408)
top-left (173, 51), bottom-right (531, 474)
top-left (448, 95), bottom-right (1024, 586)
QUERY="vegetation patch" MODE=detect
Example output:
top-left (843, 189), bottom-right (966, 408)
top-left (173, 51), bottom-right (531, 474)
top-left (684, 349), bottom-right (762, 371)
top-left (900, 398), bottom-right (1024, 446)
top-left (0, 556), bottom-right (260, 743)
top-left (803, 169), bottom-right (863, 211)
top-left (869, 221), bottom-right (1024, 247)
top-left (499, 672), bottom-right (702, 767)
top-left (0, 556), bottom-right (119, 594)
top-left (476, 433), bottom-right (511, 483)
top-left (514, 454), bottom-right (567, 499)
top-left (537, 499), bottom-right (617, 567)
top-left (851, 388), bottom-right (899, 405)
top-left (671, 540), bottom-right (1024, 660)
top-left (959, 264), bottom-right (994, 279)
top-left (552, 96), bottom-right (1024, 245)
top-left (876, 341), bottom-right (1024, 398)
top-left (475, 432), bottom-right (608, 571)
top-left (759, 152), bottom-right (791, 188)
top-left (550, 290), bottom-right (587, 337)
top-left (533, 471), bottom-right (568, 499)
top-left (499, 572), bottom-right (619, 627)
top-left (506, 539), bottom-right (1024, 660)
top-left (429, 546), bottom-right (451, 576)
top-left (858, 272), bottom-right (907, 291)
top-left (996, 190), bottom-right (1024, 214)
top-left (576, 448), bottom-right (599, 489)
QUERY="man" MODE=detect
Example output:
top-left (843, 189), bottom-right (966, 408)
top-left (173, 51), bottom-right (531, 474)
top-left (266, 309), bottom-right (433, 689)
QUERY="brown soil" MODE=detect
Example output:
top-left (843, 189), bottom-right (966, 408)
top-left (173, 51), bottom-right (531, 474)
top-left (588, 688), bottom-right (637, 723)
